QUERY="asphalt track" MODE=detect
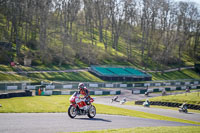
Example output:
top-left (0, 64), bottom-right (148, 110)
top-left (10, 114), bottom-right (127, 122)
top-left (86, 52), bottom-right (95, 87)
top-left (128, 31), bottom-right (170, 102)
top-left (0, 90), bottom-right (199, 133)
top-left (0, 113), bottom-right (197, 133)
top-left (95, 95), bottom-right (200, 123)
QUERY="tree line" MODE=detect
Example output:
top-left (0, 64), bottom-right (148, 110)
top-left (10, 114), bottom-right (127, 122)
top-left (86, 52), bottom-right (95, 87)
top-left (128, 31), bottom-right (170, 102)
top-left (0, 0), bottom-right (199, 70)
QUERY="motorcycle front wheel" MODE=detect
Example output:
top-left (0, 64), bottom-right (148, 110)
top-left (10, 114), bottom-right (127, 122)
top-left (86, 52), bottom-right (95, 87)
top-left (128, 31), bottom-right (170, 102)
top-left (68, 105), bottom-right (77, 118)
top-left (87, 105), bottom-right (96, 118)
top-left (184, 109), bottom-right (188, 113)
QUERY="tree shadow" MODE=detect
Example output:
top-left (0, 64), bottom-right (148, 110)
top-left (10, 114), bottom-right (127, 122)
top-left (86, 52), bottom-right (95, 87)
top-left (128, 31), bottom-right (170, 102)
top-left (75, 117), bottom-right (112, 122)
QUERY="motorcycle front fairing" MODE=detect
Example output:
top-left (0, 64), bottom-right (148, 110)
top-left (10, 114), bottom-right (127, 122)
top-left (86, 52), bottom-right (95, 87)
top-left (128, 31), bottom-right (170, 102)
top-left (69, 92), bottom-right (87, 109)
top-left (69, 92), bottom-right (79, 107)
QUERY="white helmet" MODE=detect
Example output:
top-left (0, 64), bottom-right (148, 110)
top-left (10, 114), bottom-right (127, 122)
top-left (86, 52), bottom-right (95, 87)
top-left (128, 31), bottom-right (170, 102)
top-left (78, 83), bottom-right (85, 90)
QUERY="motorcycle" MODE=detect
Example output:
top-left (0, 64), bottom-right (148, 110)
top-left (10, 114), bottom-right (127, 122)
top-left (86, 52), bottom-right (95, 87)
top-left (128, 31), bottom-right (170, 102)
top-left (68, 92), bottom-right (96, 118)
top-left (178, 107), bottom-right (188, 113)
top-left (143, 99), bottom-right (150, 107)
top-left (111, 96), bottom-right (119, 103)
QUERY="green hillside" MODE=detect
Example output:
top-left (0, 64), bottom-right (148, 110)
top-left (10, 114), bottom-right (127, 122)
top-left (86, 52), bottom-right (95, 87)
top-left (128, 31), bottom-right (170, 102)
top-left (0, 66), bottom-right (199, 82)
top-left (0, 0), bottom-right (200, 82)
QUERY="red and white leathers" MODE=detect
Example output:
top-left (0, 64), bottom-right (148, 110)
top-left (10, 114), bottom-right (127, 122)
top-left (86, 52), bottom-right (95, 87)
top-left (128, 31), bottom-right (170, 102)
top-left (80, 87), bottom-right (89, 97)
top-left (80, 87), bottom-right (91, 109)
top-left (74, 95), bottom-right (87, 110)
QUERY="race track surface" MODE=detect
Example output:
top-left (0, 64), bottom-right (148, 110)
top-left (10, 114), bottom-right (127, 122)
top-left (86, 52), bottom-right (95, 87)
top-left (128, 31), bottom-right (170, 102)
top-left (95, 90), bottom-right (200, 123)
top-left (0, 113), bottom-right (197, 133)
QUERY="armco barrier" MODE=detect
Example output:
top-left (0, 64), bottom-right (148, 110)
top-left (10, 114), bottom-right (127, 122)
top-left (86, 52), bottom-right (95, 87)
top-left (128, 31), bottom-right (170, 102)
top-left (0, 90), bottom-right (32, 99)
top-left (135, 101), bottom-right (200, 110)
top-left (89, 91), bottom-right (95, 95)
top-left (1, 80), bottom-right (199, 92)
top-left (51, 90), bottom-right (121, 95)
top-left (52, 91), bottom-right (61, 95)
top-left (153, 89), bottom-right (159, 92)
top-left (133, 85), bottom-right (200, 94)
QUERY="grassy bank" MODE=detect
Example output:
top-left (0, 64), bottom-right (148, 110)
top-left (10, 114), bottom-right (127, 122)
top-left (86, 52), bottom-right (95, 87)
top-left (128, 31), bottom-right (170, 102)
top-left (0, 69), bottom-right (199, 82)
top-left (0, 71), bottom-right (103, 82)
top-left (148, 92), bottom-right (200, 105)
top-left (150, 69), bottom-right (200, 80)
top-left (0, 64), bottom-right (88, 72)
top-left (0, 73), bottom-right (33, 81)
top-left (28, 71), bottom-right (103, 82)
top-left (0, 95), bottom-right (199, 125)
top-left (126, 91), bottom-right (200, 113)
top-left (126, 101), bottom-right (200, 114)
top-left (69, 126), bottom-right (200, 133)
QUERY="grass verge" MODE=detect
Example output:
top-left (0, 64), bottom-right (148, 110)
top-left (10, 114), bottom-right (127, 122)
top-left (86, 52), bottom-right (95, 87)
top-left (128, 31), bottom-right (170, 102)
top-left (148, 92), bottom-right (200, 105)
top-left (126, 101), bottom-right (200, 113)
top-left (69, 126), bottom-right (200, 133)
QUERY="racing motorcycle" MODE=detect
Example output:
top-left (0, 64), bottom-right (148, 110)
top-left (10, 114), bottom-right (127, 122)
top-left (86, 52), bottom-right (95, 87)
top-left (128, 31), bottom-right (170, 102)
top-left (178, 107), bottom-right (188, 113)
top-left (68, 92), bottom-right (96, 118)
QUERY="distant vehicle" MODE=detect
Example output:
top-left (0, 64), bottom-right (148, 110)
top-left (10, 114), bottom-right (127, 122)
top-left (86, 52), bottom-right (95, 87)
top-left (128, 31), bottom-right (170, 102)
top-left (144, 91), bottom-right (149, 97)
top-left (179, 103), bottom-right (188, 113)
top-left (120, 97), bottom-right (126, 104)
top-left (178, 107), bottom-right (188, 113)
top-left (111, 95), bottom-right (119, 103)
top-left (162, 89), bottom-right (166, 96)
top-left (143, 99), bottom-right (150, 107)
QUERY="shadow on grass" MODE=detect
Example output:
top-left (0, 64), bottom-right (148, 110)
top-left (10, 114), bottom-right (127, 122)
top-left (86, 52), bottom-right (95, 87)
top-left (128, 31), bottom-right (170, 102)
top-left (75, 117), bottom-right (112, 122)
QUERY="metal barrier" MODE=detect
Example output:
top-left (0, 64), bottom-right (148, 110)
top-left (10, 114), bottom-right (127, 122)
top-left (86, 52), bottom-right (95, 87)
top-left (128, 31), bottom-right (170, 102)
top-left (0, 80), bottom-right (200, 93)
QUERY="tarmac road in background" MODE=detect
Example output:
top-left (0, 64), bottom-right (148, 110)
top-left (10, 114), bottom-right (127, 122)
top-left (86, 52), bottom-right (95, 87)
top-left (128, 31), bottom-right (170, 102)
top-left (95, 89), bottom-right (200, 122)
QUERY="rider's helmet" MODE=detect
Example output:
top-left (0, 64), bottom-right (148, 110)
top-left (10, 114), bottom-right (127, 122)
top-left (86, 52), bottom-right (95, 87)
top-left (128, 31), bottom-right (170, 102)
top-left (78, 83), bottom-right (85, 91)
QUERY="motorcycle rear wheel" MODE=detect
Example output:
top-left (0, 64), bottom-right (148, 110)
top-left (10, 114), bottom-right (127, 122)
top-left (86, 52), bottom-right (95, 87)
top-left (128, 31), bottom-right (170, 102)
top-left (68, 105), bottom-right (77, 118)
top-left (87, 105), bottom-right (96, 118)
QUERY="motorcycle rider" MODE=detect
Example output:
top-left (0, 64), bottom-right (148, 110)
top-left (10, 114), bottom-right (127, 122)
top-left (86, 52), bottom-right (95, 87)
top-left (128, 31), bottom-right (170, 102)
top-left (180, 103), bottom-right (187, 110)
top-left (143, 99), bottom-right (150, 107)
top-left (78, 83), bottom-right (90, 106)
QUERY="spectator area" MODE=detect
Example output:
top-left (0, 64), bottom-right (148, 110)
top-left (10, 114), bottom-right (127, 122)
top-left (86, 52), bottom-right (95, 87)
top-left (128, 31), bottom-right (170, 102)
top-left (89, 66), bottom-right (152, 81)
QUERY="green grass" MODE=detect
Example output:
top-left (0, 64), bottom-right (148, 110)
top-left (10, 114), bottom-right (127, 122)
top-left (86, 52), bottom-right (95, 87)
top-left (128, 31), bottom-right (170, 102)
top-left (126, 101), bottom-right (200, 113)
top-left (69, 126), bottom-right (200, 133)
top-left (0, 63), bottom-right (88, 72)
top-left (0, 67), bottom-right (199, 82)
top-left (126, 91), bottom-right (200, 113)
top-left (0, 73), bottom-right (33, 81)
top-left (0, 65), bottom-right (14, 71)
top-left (148, 92), bottom-right (200, 105)
top-left (150, 69), bottom-right (200, 81)
top-left (0, 71), bottom-right (103, 82)
top-left (28, 71), bottom-right (103, 82)
top-left (0, 95), bottom-right (200, 125)
top-left (148, 105), bottom-right (200, 114)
